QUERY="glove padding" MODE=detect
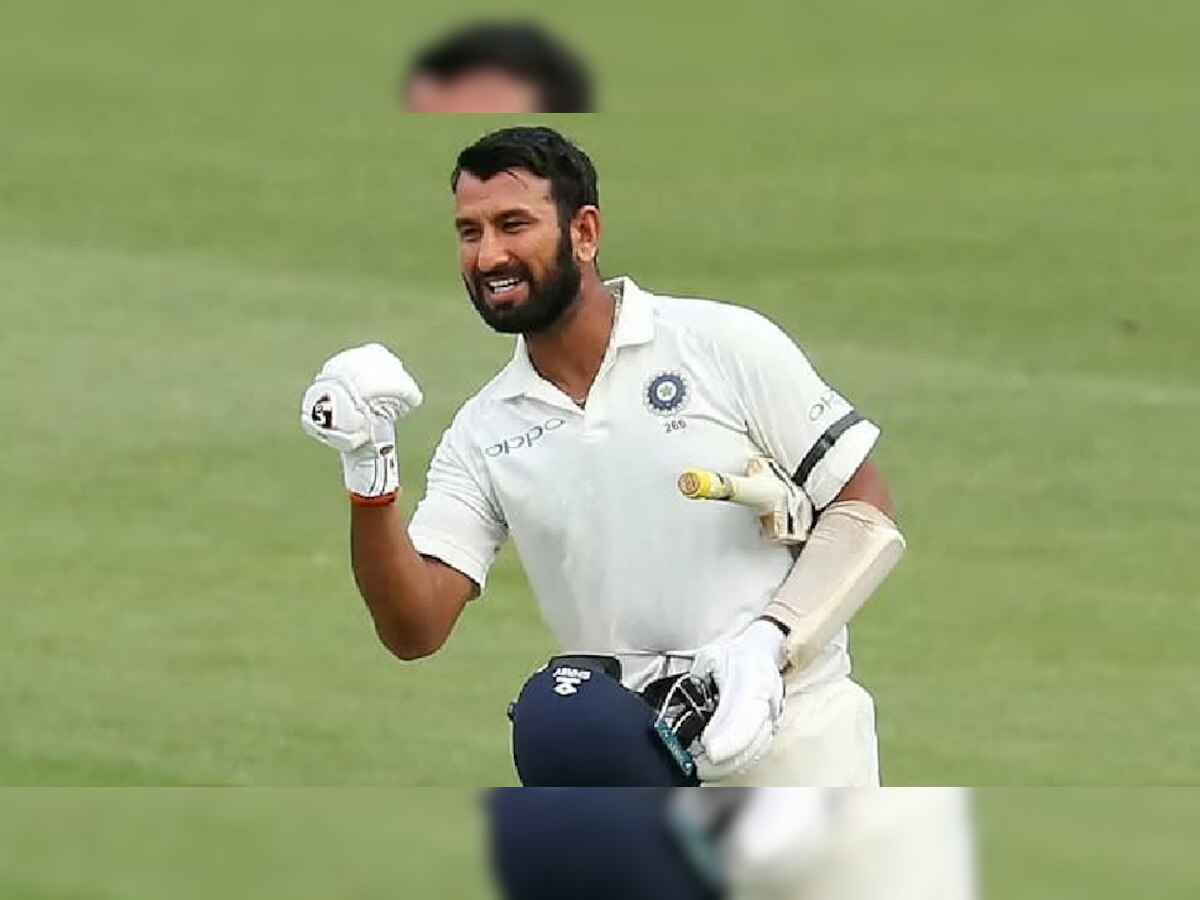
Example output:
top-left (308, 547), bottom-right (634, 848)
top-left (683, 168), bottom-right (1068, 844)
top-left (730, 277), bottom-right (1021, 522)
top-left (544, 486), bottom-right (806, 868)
top-left (750, 456), bottom-right (815, 545)
top-left (689, 619), bottom-right (786, 783)
top-left (300, 343), bottom-right (423, 499)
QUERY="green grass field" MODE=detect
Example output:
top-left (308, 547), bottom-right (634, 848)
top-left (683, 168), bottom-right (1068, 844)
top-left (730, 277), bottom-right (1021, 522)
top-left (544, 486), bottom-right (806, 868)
top-left (1, 0), bottom-right (1198, 792)
top-left (0, 790), bottom-right (1197, 899)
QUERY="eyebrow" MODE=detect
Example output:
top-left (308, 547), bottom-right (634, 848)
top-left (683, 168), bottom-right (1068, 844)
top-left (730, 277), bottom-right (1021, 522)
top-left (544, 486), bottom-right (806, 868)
top-left (454, 207), bottom-right (538, 228)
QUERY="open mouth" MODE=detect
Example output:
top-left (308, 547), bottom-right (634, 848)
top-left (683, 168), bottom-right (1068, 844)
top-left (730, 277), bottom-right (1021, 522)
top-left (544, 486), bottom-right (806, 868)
top-left (482, 276), bottom-right (528, 303)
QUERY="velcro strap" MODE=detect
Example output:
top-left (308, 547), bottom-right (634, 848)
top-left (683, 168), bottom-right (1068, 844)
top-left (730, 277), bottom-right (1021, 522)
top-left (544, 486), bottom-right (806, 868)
top-left (545, 654), bottom-right (623, 681)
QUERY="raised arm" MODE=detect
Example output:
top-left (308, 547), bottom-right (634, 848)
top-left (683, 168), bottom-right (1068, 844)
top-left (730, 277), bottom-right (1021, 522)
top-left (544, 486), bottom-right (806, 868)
top-left (300, 343), bottom-right (503, 661)
top-left (349, 504), bottom-right (478, 659)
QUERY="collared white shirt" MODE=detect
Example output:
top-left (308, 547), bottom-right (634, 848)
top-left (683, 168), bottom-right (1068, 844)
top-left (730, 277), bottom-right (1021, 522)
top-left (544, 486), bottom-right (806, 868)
top-left (409, 276), bottom-right (880, 690)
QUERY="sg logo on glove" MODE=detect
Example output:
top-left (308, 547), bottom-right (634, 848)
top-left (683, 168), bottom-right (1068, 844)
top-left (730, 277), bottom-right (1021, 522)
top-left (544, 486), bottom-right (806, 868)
top-left (310, 393), bottom-right (334, 430)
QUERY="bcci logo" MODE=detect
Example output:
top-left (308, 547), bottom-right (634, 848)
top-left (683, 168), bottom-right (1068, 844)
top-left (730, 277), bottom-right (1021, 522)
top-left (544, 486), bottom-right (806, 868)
top-left (644, 371), bottom-right (690, 416)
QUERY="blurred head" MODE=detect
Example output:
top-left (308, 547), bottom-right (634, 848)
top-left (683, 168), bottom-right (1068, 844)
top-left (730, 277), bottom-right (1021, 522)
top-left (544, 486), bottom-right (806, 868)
top-left (487, 789), bottom-right (720, 899)
top-left (451, 126), bottom-right (601, 335)
top-left (405, 21), bottom-right (594, 113)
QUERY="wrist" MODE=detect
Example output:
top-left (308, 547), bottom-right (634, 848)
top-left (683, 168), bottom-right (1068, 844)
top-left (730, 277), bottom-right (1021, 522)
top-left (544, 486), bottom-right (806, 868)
top-left (348, 489), bottom-right (397, 507)
top-left (340, 416), bottom-right (400, 499)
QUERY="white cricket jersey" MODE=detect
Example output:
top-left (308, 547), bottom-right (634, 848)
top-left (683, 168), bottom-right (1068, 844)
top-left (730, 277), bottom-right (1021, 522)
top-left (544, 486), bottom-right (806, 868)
top-left (409, 276), bottom-right (880, 692)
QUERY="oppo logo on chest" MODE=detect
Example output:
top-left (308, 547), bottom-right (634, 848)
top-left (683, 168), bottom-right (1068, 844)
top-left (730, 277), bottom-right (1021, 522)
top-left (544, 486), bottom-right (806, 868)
top-left (484, 417), bottom-right (567, 457)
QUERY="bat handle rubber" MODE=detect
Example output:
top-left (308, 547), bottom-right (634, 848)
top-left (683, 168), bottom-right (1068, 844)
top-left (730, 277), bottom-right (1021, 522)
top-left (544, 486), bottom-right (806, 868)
top-left (678, 469), bottom-right (733, 500)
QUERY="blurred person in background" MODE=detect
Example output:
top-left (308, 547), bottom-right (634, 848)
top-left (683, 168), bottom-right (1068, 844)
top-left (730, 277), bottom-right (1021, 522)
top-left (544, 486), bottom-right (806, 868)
top-left (402, 21), bottom-right (594, 113)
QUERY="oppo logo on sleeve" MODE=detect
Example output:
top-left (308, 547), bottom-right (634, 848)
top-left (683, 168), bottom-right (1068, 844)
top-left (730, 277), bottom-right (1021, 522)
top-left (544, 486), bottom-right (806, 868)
top-left (484, 417), bottom-right (566, 457)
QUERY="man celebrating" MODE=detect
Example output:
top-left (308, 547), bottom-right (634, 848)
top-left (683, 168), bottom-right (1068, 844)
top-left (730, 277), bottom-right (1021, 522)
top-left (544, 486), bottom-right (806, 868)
top-left (300, 126), bottom-right (905, 785)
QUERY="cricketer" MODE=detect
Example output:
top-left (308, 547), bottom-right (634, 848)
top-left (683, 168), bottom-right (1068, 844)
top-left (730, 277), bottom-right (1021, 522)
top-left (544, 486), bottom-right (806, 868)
top-left (300, 126), bottom-right (906, 785)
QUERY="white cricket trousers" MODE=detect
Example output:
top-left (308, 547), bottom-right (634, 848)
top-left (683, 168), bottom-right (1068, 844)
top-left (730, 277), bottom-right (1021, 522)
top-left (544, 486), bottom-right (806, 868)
top-left (728, 676), bottom-right (881, 787)
top-left (726, 789), bottom-right (979, 900)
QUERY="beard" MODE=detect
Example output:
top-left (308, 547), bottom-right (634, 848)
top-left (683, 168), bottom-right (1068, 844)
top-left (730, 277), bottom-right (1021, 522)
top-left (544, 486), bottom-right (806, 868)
top-left (465, 228), bottom-right (582, 335)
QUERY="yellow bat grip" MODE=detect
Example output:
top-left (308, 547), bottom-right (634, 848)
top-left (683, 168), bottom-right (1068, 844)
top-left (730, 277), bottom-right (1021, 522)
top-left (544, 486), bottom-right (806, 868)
top-left (678, 469), bottom-right (733, 500)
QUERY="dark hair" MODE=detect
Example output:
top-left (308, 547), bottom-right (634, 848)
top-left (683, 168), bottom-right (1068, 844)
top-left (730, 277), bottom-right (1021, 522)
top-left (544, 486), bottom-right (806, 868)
top-left (407, 21), bottom-right (594, 113)
top-left (451, 126), bottom-right (600, 225)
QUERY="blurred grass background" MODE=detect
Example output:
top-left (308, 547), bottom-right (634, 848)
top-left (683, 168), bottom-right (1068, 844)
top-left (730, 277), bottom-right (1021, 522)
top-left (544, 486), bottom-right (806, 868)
top-left (979, 790), bottom-right (1200, 899)
top-left (0, 789), bottom-right (489, 900)
top-left (0, 790), bottom-right (1196, 899)
top-left (1, 0), bottom-right (1198, 788)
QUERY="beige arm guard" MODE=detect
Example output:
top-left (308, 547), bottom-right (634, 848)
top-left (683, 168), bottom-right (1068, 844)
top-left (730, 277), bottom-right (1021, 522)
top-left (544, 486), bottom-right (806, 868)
top-left (763, 500), bottom-right (906, 671)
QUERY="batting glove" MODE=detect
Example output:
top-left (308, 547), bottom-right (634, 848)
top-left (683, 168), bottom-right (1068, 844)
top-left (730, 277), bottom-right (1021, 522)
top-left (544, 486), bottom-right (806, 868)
top-left (300, 343), bottom-right (423, 504)
top-left (749, 456), bottom-right (814, 545)
top-left (690, 619), bottom-right (786, 782)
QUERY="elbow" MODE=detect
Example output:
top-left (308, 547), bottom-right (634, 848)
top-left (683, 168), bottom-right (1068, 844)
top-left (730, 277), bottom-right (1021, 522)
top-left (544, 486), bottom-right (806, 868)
top-left (375, 623), bottom-right (443, 662)
top-left (834, 458), bottom-right (896, 521)
top-left (877, 495), bottom-right (897, 524)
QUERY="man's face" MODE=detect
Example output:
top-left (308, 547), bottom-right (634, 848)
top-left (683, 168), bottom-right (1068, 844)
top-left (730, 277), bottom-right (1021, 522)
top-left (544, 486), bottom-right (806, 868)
top-left (454, 169), bottom-right (582, 335)
top-left (407, 70), bottom-right (542, 113)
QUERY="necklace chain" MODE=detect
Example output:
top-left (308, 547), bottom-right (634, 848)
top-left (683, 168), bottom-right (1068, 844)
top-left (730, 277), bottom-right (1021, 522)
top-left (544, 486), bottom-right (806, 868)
top-left (569, 289), bottom-right (621, 408)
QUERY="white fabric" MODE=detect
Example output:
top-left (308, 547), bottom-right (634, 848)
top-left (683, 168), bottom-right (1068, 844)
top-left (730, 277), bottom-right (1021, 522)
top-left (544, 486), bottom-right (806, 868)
top-left (722, 676), bottom-right (880, 787)
top-left (300, 343), bottom-right (424, 497)
top-left (726, 789), bottom-right (834, 899)
top-left (724, 789), bottom-right (979, 900)
top-left (789, 789), bottom-right (980, 900)
top-left (409, 276), bottom-right (879, 693)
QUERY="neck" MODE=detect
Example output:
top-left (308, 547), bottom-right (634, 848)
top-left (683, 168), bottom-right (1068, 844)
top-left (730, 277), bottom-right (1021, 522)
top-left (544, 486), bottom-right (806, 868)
top-left (525, 273), bottom-right (616, 405)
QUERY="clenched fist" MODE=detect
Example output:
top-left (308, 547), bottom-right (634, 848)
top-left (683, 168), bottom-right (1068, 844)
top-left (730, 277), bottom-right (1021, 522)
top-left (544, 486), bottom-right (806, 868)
top-left (300, 343), bottom-right (424, 503)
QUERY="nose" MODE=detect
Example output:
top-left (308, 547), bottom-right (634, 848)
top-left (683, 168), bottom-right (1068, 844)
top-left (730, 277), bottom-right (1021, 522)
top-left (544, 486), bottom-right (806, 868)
top-left (476, 227), bottom-right (511, 274)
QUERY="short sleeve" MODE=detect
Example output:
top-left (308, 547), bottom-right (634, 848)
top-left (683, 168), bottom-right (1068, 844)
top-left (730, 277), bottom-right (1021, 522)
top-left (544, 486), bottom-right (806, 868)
top-left (714, 309), bottom-right (880, 510)
top-left (409, 425), bottom-right (508, 591)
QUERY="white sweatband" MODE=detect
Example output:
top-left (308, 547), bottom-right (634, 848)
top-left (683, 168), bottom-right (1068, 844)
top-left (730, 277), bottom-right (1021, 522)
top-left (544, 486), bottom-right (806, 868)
top-left (763, 500), bottom-right (906, 671)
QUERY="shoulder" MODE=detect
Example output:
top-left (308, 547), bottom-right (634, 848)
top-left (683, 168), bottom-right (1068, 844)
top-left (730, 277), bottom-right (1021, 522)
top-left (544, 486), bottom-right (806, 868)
top-left (644, 287), bottom-right (803, 358)
top-left (437, 364), bottom-right (518, 449)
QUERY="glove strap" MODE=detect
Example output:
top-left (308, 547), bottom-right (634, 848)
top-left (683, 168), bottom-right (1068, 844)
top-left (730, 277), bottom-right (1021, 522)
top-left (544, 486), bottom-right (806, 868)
top-left (340, 417), bottom-right (400, 500)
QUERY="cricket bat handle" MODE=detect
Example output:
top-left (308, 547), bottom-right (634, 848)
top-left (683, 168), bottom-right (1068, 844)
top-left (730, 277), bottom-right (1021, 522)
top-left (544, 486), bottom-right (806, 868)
top-left (677, 467), bottom-right (785, 513)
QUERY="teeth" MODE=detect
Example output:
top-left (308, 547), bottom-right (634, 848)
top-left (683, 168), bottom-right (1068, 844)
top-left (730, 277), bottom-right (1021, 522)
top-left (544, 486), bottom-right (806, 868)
top-left (487, 278), bottom-right (521, 294)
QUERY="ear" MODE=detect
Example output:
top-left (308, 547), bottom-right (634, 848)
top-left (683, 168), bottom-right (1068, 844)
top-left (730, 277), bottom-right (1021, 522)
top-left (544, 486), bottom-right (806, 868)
top-left (571, 206), bottom-right (602, 265)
